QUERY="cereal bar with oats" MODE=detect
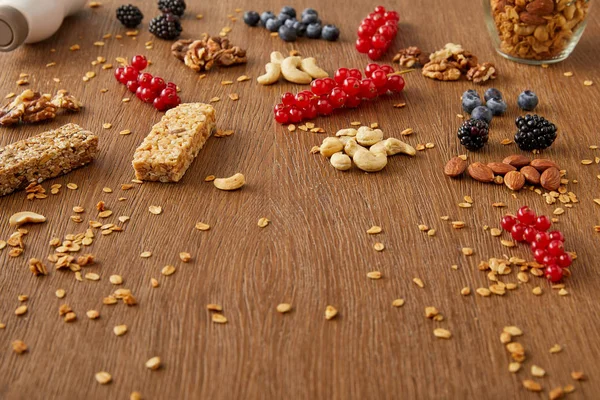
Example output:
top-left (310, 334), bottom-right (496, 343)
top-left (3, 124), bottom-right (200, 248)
top-left (132, 103), bottom-right (216, 182)
top-left (0, 123), bottom-right (98, 197)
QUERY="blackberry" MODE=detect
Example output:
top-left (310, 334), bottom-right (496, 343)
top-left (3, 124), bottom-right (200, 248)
top-left (149, 14), bottom-right (182, 40)
top-left (116, 4), bottom-right (143, 28)
top-left (158, 0), bottom-right (186, 17)
top-left (457, 119), bottom-right (489, 151)
top-left (514, 114), bottom-right (557, 151)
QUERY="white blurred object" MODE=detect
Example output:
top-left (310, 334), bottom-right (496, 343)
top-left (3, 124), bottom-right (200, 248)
top-left (0, 0), bottom-right (86, 51)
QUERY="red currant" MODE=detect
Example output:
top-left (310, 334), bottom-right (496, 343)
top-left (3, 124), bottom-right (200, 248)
top-left (294, 93), bottom-right (311, 110)
top-left (547, 240), bottom-right (565, 257)
top-left (380, 65), bottom-right (395, 75)
top-left (534, 231), bottom-right (550, 248)
top-left (377, 25), bottom-right (396, 40)
top-left (370, 69), bottom-right (388, 87)
top-left (322, 78), bottom-right (337, 92)
top-left (364, 63), bottom-right (381, 78)
top-left (371, 34), bottom-right (388, 49)
top-left (348, 68), bottom-right (362, 79)
top-left (549, 231), bottom-right (565, 242)
top-left (334, 68), bottom-right (350, 85)
top-left (166, 82), bottom-right (177, 90)
top-left (342, 77), bottom-right (361, 96)
top-left (136, 86), bottom-right (156, 103)
top-left (386, 75), bottom-right (405, 92)
top-left (150, 76), bottom-right (166, 93)
top-left (131, 55), bottom-right (148, 71)
top-left (281, 92), bottom-right (296, 106)
top-left (374, 5), bottom-right (386, 14)
top-left (530, 240), bottom-right (543, 252)
top-left (557, 253), bottom-right (572, 268)
top-left (114, 66), bottom-right (126, 82)
top-left (533, 248), bottom-right (547, 263)
top-left (360, 79), bottom-right (378, 99)
top-left (137, 72), bottom-right (153, 88)
top-left (368, 48), bottom-right (383, 61)
top-left (510, 223), bottom-right (526, 242)
top-left (371, 13), bottom-right (385, 27)
top-left (126, 80), bottom-right (139, 93)
top-left (329, 87), bottom-right (347, 108)
top-left (357, 24), bottom-right (376, 39)
top-left (384, 10), bottom-right (400, 21)
top-left (153, 96), bottom-right (168, 111)
top-left (122, 66), bottom-right (139, 83)
top-left (542, 254), bottom-right (557, 266)
top-left (523, 226), bottom-right (538, 243)
top-left (274, 109), bottom-right (289, 124)
top-left (169, 95), bottom-right (181, 108)
top-left (356, 38), bottom-right (371, 54)
top-left (273, 103), bottom-right (285, 113)
top-left (159, 88), bottom-right (178, 105)
top-left (516, 206), bottom-right (536, 225)
top-left (345, 95), bottom-right (362, 108)
top-left (288, 107), bottom-right (303, 123)
top-left (545, 264), bottom-right (563, 283)
top-left (316, 99), bottom-right (334, 116)
top-left (303, 104), bottom-right (318, 120)
top-left (500, 215), bottom-right (517, 231)
top-left (534, 215), bottom-right (551, 231)
top-left (311, 79), bottom-right (330, 96)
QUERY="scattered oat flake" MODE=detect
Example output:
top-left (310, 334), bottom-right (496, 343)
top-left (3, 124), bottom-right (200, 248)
top-left (67, 183), bottom-right (78, 190)
top-left (509, 362), bottom-right (521, 373)
top-left (563, 71), bottom-right (573, 77)
top-left (119, 129), bottom-right (131, 135)
top-left (95, 372), bottom-right (112, 384)
top-left (392, 298), bottom-right (405, 307)
top-left (15, 305), bottom-right (27, 316)
top-left (257, 217), bottom-right (270, 228)
top-left (102, 187), bottom-right (113, 193)
top-left (325, 305), bottom-right (338, 320)
top-left (149, 206), bottom-right (162, 215)
top-left (400, 128), bottom-right (413, 136)
top-left (393, 103), bottom-right (406, 108)
top-left (195, 222), bottom-right (210, 231)
top-left (12, 340), bottom-right (27, 354)
top-left (367, 225), bottom-right (382, 234)
top-left (532, 287), bottom-right (543, 295)
top-left (460, 287), bottom-right (471, 296)
top-left (571, 371), bottom-right (585, 381)
top-left (161, 265), bottom-right (176, 276)
top-left (207, 304), bottom-right (222, 311)
top-left (531, 365), bottom-right (546, 377)
top-left (461, 247), bottom-right (474, 256)
top-left (366, 271), bottom-right (382, 280)
top-left (228, 93), bottom-right (239, 101)
top-left (373, 242), bottom-right (385, 251)
top-left (209, 97), bottom-right (220, 103)
top-left (113, 324), bottom-right (128, 336)
top-left (501, 240), bottom-right (515, 247)
top-left (476, 288), bottom-right (491, 297)
top-left (236, 75), bottom-right (250, 82)
top-left (413, 278), bottom-right (424, 288)
top-left (85, 272), bottom-right (100, 281)
top-left (140, 251), bottom-right (152, 258)
top-left (55, 289), bottom-right (66, 298)
top-left (87, 310), bottom-right (100, 319)
top-left (145, 357), bottom-right (161, 370)
top-left (221, 80), bottom-right (233, 85)
top-left (212, 314), bottom-right (228, 324)
top-left (558, 288), bottom-right (569, 296)
top-left (276, 303), bottom-right (292, 313)
top-left (433, 328), bottom-right (452, 339)
top-left (522, 380), bottom-right (542, 392)
top-left (583, 80), bottom-right (593, 86)
top-left (500, 138), bottom-right (513, 145)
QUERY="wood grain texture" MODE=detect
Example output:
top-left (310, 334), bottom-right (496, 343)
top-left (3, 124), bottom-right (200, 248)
top-left (0, 0), bottom-right (599, 399)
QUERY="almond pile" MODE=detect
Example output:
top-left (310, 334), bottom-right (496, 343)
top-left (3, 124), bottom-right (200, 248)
top-left (445, 154), bottom-right (562, 192)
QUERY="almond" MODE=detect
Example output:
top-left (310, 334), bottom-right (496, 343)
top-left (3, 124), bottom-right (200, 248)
top-left (487, 162), bottom-right (516, 175)
top-left (468, 162), bottom-right (495, 183)
top-left (520, 165), bottom-right (541, 185)
top-left (526, 0), bottom-right (554, 16)
top-left (444, 156), bottom-right (468, 178)
top-left (519, 11), bottom-right (546, 25)
top-left (540, 167), bottom-right (560, 191)
top-left (502, 154), bottom-right (530, 168)
top-left (530, 158), bottom-right (559, 172)
top-left (504, 171), bottom-right (525, 191)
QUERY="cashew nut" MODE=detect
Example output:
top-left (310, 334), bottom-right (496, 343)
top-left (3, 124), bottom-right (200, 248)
top-left (9, 211), bottom-right (46, 227)
top-left (257, 62), bottom-right (281, 85)
top-left (369, 141), bottom-right (387, 155)
top-left (270, 51), bottom-right (285, 64)
top-left (330, 152), bottom-right (352, 171)
top-left (319, 137), bottom-right (344, 158)
top-left (353, 149), bottom-right (388, 172)
top-left (338, 136), bottom-right (355, 145)
top-left (344, 138), bottom-right (367, 157)
top-left (356, 126), bottom-right (384, 147)
top-left (299, 57), bottom-right (329, 79)
top-left (336, 128), bottom-right (357, 137)
top-left (385, 138), bottom-right (416, 156)
top-left (281, 57), bottom-right (312, 84)
top-left (213, 173), bottom-right (245, 191)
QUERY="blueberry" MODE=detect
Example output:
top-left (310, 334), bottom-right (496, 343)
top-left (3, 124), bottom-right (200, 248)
top-left (301, 12), bottom-right (319, 24)
top-left (280, 6), bottom-right (296, 18)
top-left (517, 90), bottom-right (539, 111)
top-left (278, 24), bottom-right (297, 42)
top-left (265, 18), bottom-right (283, 32)
top-left (321, 24), bottom-right (340, 41)
top-left (260, 11), bottom-right (275, 25)
top-left (484, 88), bottom-right (502, 101)
top-left (284, 19), bottom-right (296, 28)
top-left (292, 21), bottom-right (306, 37)
top-left (306, 23), bottom-right (322, 39)
top-left (278, 12), bottom-right (293, 21)
top-left (301, 8), bottom-right (318, 17)
top-left (243, 11), bottom-right (260, 27)
top-left (486, 97), bottom-right (507, 116)
top-left (471, 106), bottom-right (493, 124)
top-left (462, 91), bottom-right (483, 114)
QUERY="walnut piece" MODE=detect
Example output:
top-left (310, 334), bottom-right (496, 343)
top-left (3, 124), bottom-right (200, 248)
top-left (171, 34), bottom-right (247, 73)
top-left (50, 90), bottom-right (82, 112)
top-left (392, 46), bottom-right (428, 68)
top-left (422, 60), bottom-right (461, 81)
top-left (466, 62), bottom-right (498, 83)
top-left (0, 89), bottom-right (82, 127)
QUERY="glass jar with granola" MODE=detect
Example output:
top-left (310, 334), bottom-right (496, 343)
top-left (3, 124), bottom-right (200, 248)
top-left (484, 0), bottom-right (591, 64)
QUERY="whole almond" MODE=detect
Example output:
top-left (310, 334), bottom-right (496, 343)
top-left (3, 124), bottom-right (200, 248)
top-left (504, 171), bottom-right (525, 191)
top-left (520, 165), bottom-right (541, 185)
top-left (502, 154), bottom-right (531, 168)
top-left (468, 162), bottom-right (495, 183)
top-left (487, 162), bottom-right (516, 175)
top-left (530, 158), bottom-right (559, 172)
top-left (444, 156), bottom-right (468, 178)
top-left (526, 0), bottom-right (554, 16)
top-left (519, 11), bottom-right (546, 25)
top-left (540, 167), bottom-right (560, 191)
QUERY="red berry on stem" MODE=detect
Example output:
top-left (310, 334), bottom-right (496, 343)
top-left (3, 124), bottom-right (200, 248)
top-left (322, 78), bottom-right (337, 92)
top-left (281, 92), bottom-right (296, 106)
top-left (294, 92), bottom-right (310, 109)
top-left (545, 264), bottom-right (563, 283)
top-left (547, 240), bottom-right (565, 256)
top-left (377, 24), bottom-right (396, 40)
top-left (288, 107), bottom-right (303, 123)
top-left (534, 231), bottom-right (550, 248)
top-left (150, 76), bottom-right (166, 93)
top-left (380, 65), bottom-right (395, 75)
top-left (115, 66), bottom-right (125, 82)
top-left (542, 254), bottom-right (557, 266)
top-left (348, 68), bottom-right (362, 79)
top-left (386, 75), bottom-right (405, 92)
top-left (122, 66), bottom-right (138, 83)
top-left (311, 79), bottom-right (329, 96)
top-left (371, 13), bottom-right (385, 27)
top-left (510, 223), bottom-right (526, 242)
top-left (355, 38), bottom-right (371, 53)
top-left (131, 55), bottom-right (148, 71)
top-left (345, 95), bottom-right (362, 108)
top-left (530, 240), bottom-right (543, 252)
top-left (329, 87), bottom-right (347, 108)
top-left (384, 10), bottom-right (400, 21)
top-left (534, 215), bottom-right (551, 231)
top-left (303, 104), bottom-right (318, 120)
top-left (370, 69), bottom-right (388, 87)
top-left (170, 95), bottom-right (181, 108)
top-left (516, 206), bottom-right (536, 225)
top-left (533, 248), bottom-right (547, 263)
top-left (500, 215), bottom-right (517, 231)
top-left (549, 231), bottom-right (565, 242)
top-left (368, 48), bottom-right (383, 61)
top-left (359, 79), bottom-right (378, 99)
top-left (273, 103), bottom-right (285, 113)
top-left (159, 88), bottom-right (178, 105)
top-left (274, 109), bottom-right (289, 124)
top-left (364, 63), bottom-right (381, 78)
top-left (342, 77), bottom-right (361, 96)
top-left (371, 34), bottom-right (388, 49)
top-left (153, 96), bottom-right (168, 111)
top-left (357, 24), bottom-right (376, 39)
top-left (334, 68), bottom-right (350, 85)
top-left (374, 5), bottom-right (386, 14)
top-left (126, 80), bottom-right (139, 92)
top-left (557, 253), bottom-right (572, 268)
top-left (166, 82), bottom-right (177, 90)
top-left (139, 87), bottom-right (157, 103)
top-left (137, 72), bottom-right (153, 88)
top-left (316, 98), bottom-right (334, 116)
top-left (523, 226), bottom-right (538, 243)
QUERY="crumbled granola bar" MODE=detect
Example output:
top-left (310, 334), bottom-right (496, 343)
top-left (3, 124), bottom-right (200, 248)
top-left (132, 103), bottom-right (216, 182)
top-left (0, 123), bottom-right (98, 196)
top-left (171, 34), bottom-right (247, 72)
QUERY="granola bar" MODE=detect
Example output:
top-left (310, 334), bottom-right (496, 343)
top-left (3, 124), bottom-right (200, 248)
top-left (0, 123), bottom-right (98, 196)
top-left (132, 103), bottom-right (216, 182)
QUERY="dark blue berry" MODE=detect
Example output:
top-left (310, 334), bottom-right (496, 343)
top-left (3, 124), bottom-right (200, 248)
top-left (462, 91), bottom-right (483, 114)
top-left (517, 90), bottom-right (539, 111)
top-left (278, 24), bottom-right (297, 42)
top-left (260, 11), bottom-right (275, 25)
top-left (278, 12), bottom-right (293, 21)
top-left (243, 11), bottom-right (260, 26)
top-left (301, 13), bottom-right (319, 24)
top-left (321, 24), bottom-right (340, 41)
top-left (471, 106), bottom-right (493, 124)
top-left (486, 98), bottom-right (507, 116)
top-left (484, 88), bottom-right (502, 101)
top-left (280, 6), bottom-right (296, 18)
top-left (301, 8), bottom-right (318, 17)
top-left (265, 18), bottom-right (283, 32)
top-left (292, 21), bottom-right (307, 37)
top-left (306, 23), bottom-right (322, 39)
top-left (284, 19), bottom-right (296, 28)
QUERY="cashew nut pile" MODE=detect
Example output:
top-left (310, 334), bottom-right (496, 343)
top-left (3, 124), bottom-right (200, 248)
top-left (314, 126), bottom-right (416, 173)
top-left (257, 51), bottom-right (328, 85)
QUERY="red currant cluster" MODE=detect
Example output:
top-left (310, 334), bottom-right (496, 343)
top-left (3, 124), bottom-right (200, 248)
top-left (355, 5), bottom-right (399, 61)
top-left (501, 206), bottom-right (572, 283)
top-left (113, 55), bottom-right (181, 112)
top-left (273, 64), bottom-right (405, 124)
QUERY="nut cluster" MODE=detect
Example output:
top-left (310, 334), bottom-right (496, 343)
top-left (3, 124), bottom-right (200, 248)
top-left (257, 51), bottom-right (328, 85)
top-left (171, 35), bottom-right (247, 72)
top-left (422, 43), bottom-right (497, 83)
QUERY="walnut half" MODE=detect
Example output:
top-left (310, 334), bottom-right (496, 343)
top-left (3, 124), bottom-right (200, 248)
top-left (422, 60), bottom-right (461, 81)
top-left (466, 62), bottom-right (498, 83)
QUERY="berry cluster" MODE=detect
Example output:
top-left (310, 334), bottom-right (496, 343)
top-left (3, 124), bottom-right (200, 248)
top-left (273, 64), bottom-right (405, 124)
top-left (114, 55), bottom-right (181, 111)
top-left (149, 0), bottom-right (186, 40)
top-left (355, 6), bottom-right (399, 61)
top-left (501, 206), bottom-right (572, 283)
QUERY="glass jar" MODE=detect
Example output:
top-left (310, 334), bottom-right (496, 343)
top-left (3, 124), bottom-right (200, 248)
top-left (483, 0), bottom-right (591, 64)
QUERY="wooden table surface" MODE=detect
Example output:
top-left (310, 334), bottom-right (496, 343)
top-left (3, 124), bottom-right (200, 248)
top-left (0, 0), bottom-right (598, 399)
